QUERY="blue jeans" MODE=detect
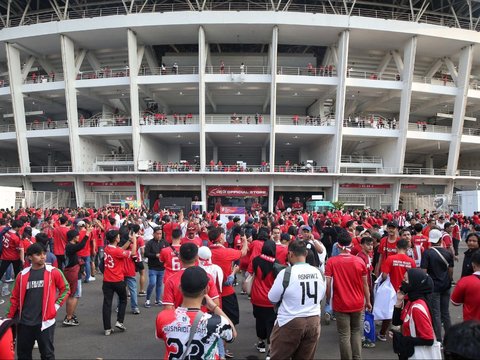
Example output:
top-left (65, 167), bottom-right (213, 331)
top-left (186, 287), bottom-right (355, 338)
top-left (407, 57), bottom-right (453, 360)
top-left (147, 269), bottom-right (164, 302)
top-left (125, 276), bottom-right (138, 310)
top-left (82, 256), bottom-right (91, 282)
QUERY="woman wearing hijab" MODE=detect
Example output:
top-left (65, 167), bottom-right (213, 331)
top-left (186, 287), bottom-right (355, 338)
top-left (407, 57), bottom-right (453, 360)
top-left (391, 268), bottom-right (440, 360)
top-left (250, 240), bottom-right (277, 356)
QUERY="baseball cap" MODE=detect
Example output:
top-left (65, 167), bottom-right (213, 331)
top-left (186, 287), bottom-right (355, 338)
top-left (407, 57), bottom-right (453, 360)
top-left (198, 246), bottom-right (212, 261)
top-left (429, 229), bottom-right (442, 243)
top-left (301, 225), bottom-right (312, 232)
top-left (386, 221), bottom-right (398, 228)
top-left (181, 266), bottom-right (209, 295)
top-left (77, 220), bottom-right (86, 227)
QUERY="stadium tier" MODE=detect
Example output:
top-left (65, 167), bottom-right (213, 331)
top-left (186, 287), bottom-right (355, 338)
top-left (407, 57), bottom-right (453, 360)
top-left (0, 1), bottom-right (479, 210)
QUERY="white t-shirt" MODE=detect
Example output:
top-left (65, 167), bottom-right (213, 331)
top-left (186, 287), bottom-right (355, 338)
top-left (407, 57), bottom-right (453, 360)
top-left (143, 221), bottom-right (157, 241)
top-left (268, 263), bottom-right (326, 327)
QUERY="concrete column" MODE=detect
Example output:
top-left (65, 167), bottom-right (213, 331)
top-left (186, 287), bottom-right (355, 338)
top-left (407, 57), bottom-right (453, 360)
top-left (392, 180), bottom-right (402, 211)
top-left (135, 176), bottom-right (141, 205)
top-left (395, 37), bottom-right (417, 173)
top-left (60, 35), bottom-right (82, 175)
top-left (22, 178), bottom-right (33, 191)
top-left (74, 177), bottom-right (85, 207)
top-left (269, 26), bottom-right (278, 173)
top-left (213, 146), bottom-right (218, 163)
top-left (198, 26), bottom-right (207, 172)
top-left (201, 176), bottom-right (207, 204)
top-left (332, 179), bottom-right (339, 201)
top-left (5, 43), bottom-right (30, 173)
top-left (447, 45), bottom-right (473, 176)
top-left (268, 178), bottom-right (275, 212)
top-left (444, 180), bottom-right (454, 199)
top-left (261, 147), bottom-right (266, 163)
top-left (127, 29), bottom-right (141, 171)
top-left (332, 31), bottom-right (349, 173)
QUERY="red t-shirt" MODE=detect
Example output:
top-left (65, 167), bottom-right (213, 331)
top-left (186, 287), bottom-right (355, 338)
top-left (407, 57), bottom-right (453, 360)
top-left (381, 253), bottom-right (416, 291)
top-left (247, 240), bottom-right (264, 274)
top-left (52, 226), bottom-right (69, 256)
top-left (103, 245), bottom-right (131, 282)
top-left (180, 236), bottom-right (203, 248)
top-left (76, 229), bottom-right (91, 257)
top-left (251, 264), bottom-right (275, 308)
top-left (275, 244), bottom-right (288, 265)
top-left (379, 237), bottom-right (399, 259)
top-left (163, 222), bottom-right (180, 243)
top-left (441, 233), bottom-right (452, 249)
top-left (401, 300), bottom-right (435, 339)
top-left (325, 253), bottom-right (367, 313)
top-left (210, 245), bottom-right (242, 297)
top-left (412, 234), bottom-right (430, 250)
top-left (1, 230), bottom-right (22, 261)
top-left (160, 244), bottom-right (182, 283)
top-left (451, 273), bottom-right (480, 321)
top-left (162, 268), bottom-right (219, 308)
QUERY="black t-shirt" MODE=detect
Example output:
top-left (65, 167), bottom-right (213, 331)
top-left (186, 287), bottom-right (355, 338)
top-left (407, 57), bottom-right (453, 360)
top-left (20, 267), bottom-right (45, 326)
top-left (420, 246), bottom-right (454, 292)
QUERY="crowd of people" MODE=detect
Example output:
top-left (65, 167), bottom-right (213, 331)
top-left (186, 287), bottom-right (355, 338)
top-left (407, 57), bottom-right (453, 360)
top-left (0, 205), bottom-right (479, 360)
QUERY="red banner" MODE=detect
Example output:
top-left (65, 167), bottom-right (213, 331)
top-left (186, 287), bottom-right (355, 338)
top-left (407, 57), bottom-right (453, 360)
top-left (57, 182), bottom-right (74, 186)
top-left (208, 186), bottom-right (269, 197)
top-left (85, 182), bottom-right (135, 187)
top-left (340, 184), bottom-right (390, 189)
top-left (402, 184), bottom-right (418, 189)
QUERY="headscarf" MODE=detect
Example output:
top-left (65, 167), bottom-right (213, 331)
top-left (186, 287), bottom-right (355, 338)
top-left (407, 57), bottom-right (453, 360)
top-left (401, 268), bottom-right (433, 302)
top-left (252, 240), bottom-right (277, 279)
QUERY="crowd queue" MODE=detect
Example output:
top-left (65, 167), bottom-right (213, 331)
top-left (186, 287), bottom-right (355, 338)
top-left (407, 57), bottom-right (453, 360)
top-left (0, 205), bottom-right (479, 360)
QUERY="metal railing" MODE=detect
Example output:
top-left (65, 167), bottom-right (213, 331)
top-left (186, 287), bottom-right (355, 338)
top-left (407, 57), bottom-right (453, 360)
top-left (412, 75), bottom-right (456, 86)
top-left (403, 167), bottom-right (447, 176)
top-left (30, 166), bottom-right (72, 173)
top-left (77, 68), bottom-right (130, 80)
top-left (95, 165), bottom-right (135, 171)
top-left (0, 124), bottom-right (16, 133)
top-left (457, 169), bottom-right (480, 177)
top-left (206, 66), bottom-right (270, 75)
top-left (408, 122), bottom-right (451, 133)
top-left (79, 116), bottom-right (131, 127)
top-left (341, 155), bottom-right (383, 164)
top-left (140, 66), bottom-right (198, 76)
top-left (27, 121), bottom-right (68, 130)
top-left (205, 114), bottom-right (269, 125)
top-left (347, 70), bottom-right (400, 81)
top-left (274, 165), bottom-right (330, 173)
top-left (340, 167), bottom-right (396, 174)
top-left (276, 116), bottom-right (335, 126)
top-left (343, 115), bottom-right (398, 129)
top-left (96, 154), bottom-right (134, 162)
top-left (463, 127), bottom-right (480, 136)
top-left (23, 73), bottom-right (64, 84)
top-left (140, 113), bottom-right (199, 125)
top-left (144, 163), bottom-right (201, 172)
top-left (0, 167), bottom-right (21, 173)
top-left (277, 66), bottom-right (336, 76)
top-left (5, 3), bottom-right (475, 31)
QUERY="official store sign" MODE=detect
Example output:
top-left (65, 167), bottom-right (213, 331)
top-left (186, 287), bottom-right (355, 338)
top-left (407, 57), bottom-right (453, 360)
top-left (208, 186), bottom-right (269, 197)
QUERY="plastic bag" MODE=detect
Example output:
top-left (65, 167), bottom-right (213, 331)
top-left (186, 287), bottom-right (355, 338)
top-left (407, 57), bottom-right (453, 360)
top-left (372, 276), bottom-right (396, 320)
top-left (364, 311), bottom-right (376, 343)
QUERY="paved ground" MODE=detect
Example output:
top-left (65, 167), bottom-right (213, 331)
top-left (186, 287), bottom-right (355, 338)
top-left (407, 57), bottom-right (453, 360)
top-left (1, 243), bottom-right (466, 359)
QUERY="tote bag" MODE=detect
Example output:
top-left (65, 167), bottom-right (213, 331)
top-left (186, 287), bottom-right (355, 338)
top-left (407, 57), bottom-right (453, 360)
top-left (409, 303), bottom-right (442, 360)
top-left (372, 276), bottom-right (397, 320)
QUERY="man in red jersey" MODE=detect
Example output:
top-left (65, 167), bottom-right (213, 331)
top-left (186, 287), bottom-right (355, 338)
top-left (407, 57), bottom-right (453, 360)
top-left (325, 229), bottom-right (372, 360)
top-left (451, 251), bottom-right (480, 321)
top-left (377, 239), bottom-right (416, 341)
top-left (441, 222), bottom-right (455, 258)
top-left (102, 229), bottom-right (137, 336)
top-left (163, 243), bottom-right (219, 310)
top-left (162, 214), bottom-right (179, 244)
top-left (375, 221), bottom-right (399, 277)
top-left (209, 227), bottom-right (248, 327)
top-left (156, 267), bottom-right (235, 360)
top-left (52, 216), bottom-right (69, 269)
top-left (450, 217), bottom-right (461, 260)
top-left (76, 221), bottom-right (96, 283)
top-left (181, 222), bottom-right (203, 247)
top-left (0, 220), bottom-right (25, 280)
top-left (160, 228), bottom-right (182, 284)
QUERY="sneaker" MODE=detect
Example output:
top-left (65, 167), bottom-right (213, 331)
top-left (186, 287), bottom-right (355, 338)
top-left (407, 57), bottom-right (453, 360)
top-left (225, 350), bottom-right (234, 359)
top-left (88, 276), bottom-right (96, 282)
top-left (362, 340), bottom-right (376, 348)
top-left (4, 278), bottom-right (14, 283)
top-left (115, 307), bottom-right (118, 313)
top-left (324, 312), bottom-right (331, 325)
top-left (377, 334), bottom-right (387, 342)
top-left (105, 329), bottom-right (114, 336)
top-left (0, 299), bottom-right (5, 305)
top-left (240, 290), bottom-right (247, 295)
top-left (138, 291), bottom-right (146, 297)
top-left (266, 349), bottom-right (271, 360)
top-left (256, 340), bottom-right (266, 353)
top-left (115, 321), bottom-right (126, 332)
top-left (154, 300), bottom-right (162, 306)
top-left (63, 317), bottom-right (79, 326)
top-left (33, 340), bottom-right (38, 348)
top-left (144, 300), bottom-right (151, 308)
top-left (132, 308), bottom-right (140, 315)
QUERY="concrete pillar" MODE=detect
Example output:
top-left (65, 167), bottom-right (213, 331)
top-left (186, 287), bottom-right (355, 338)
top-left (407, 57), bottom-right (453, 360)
top-left (74, 177), bottom-right (85, 207)
top-left (261, 147), bottom-right (266, 163)
top-left (201, 176), bottom-right (207, 204)
top-left (332, 179), bottom-right (339, 201)
top-left (198, 26), bottom-right (207, 172)
top-left (127, 29), bottom-right (141, 171)
top-left (135, 176), bottom-right (142, 206)
top-left (333, 31), bottom-right (349, 173)
top-left (60, 35), bottom-right (82, 175)
top-left (269, 26), bottom-right (278, 172)
top-left (444, 180), bottom-right (454, 199)
top-left (213, 146), bottom-right (218, 163)
top-left (395, 37), bottom-right (417, 173)
top-left (268, 178), bottom-right (275, 212)
top-left (447, 45), bottom-right (473, 176)
top-left (392, 180), bottom-right (402, 211)
top-left (5, 43), bottom-right (30, 173)
top-left (22, 177), bottom-right (33, 191)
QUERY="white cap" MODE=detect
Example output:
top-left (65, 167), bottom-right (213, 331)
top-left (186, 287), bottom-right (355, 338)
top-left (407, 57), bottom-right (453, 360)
top-left (429, 229), bottom-right (442, 243)
top-left (77, 220), bottom-right (86, 227)
top-left (198, 246), bottom-right (212, 261)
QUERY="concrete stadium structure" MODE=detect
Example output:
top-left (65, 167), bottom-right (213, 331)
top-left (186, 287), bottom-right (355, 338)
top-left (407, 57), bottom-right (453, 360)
top-left (0, 0), bottom-right (480, 211)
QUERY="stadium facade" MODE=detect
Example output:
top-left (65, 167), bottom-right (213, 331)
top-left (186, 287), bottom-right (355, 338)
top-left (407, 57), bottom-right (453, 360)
top-left (0, 1), bottom-right (480, 211)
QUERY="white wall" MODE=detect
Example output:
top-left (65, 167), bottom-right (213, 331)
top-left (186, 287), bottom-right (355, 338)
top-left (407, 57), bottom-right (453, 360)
top-left (139, 136), bottom-right (166, 163)
top-left (303, 135), bottom-right (336, 168)
top-left (365, 139), bottom-right (399, 168)
top-left (79, 137), bottom-right (110, 170)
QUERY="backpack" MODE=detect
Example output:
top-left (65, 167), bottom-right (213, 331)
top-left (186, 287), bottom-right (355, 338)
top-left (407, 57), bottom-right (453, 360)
top-left (226, 228), bottom-right (234, 246)
top-left (0, 226), bottom-right (11, 256)
top-left (274, 266), bottom-right (292, 313)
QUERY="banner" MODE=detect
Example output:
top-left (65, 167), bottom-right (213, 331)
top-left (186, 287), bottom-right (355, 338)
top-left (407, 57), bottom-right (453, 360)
top-left (220, 207), bottom-right (246, 225)
top-left (86, 181), bottom-right (135, 187)
top-left (208, 186), bottom-right (268, 197)
top-left (340, 184), bottom-right (418, 189)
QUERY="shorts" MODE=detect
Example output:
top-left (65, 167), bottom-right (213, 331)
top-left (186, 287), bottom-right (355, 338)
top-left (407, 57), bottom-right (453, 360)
top-left (74, 280), bottom-right (82, 298)
top-left (63, 265), bottom-right (80, 298)
top-left (221, 293), bottom-right (240, 325)
top-left (135, 261), bottom-right (145, 272)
